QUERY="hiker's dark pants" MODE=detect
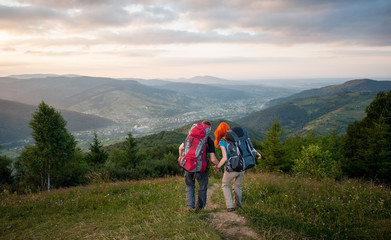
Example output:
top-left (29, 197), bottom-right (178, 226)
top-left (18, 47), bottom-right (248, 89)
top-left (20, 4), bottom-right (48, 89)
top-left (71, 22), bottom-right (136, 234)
top-left (185, 170), bottom-right (208, 210)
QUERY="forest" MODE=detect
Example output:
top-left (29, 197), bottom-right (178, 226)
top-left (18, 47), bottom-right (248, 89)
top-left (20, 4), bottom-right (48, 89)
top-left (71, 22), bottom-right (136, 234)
top-left (0, 90), bottom-right (390, 193)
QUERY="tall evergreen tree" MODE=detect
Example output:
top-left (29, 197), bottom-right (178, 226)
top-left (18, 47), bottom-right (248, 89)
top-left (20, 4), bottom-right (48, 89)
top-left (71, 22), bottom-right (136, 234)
top-left (343, 91), bottom-right (391, 183)
top-left (124, 132), bottom-right (139, 169)
top-left (18, 102), bottom-right (76, 190)
top-left (0, 145), bottom-right (13, 186)
top-left (260, 119), bottom-right (289, 172)
top-left (86, 132), bottom-right (108, 165)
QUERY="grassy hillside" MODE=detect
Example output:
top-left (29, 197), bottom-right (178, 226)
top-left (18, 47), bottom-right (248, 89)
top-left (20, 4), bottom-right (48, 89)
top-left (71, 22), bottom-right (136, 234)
top-left (216, 173), bottom-right (391, 239)
top-left (66, 81), bottom-right (193, 121)
top-left (0, 177), bottom-right (221, 239)
top-left (1, 173), bottom-right (390, 239)
top-left (237, 92), bottom-right (376, 136)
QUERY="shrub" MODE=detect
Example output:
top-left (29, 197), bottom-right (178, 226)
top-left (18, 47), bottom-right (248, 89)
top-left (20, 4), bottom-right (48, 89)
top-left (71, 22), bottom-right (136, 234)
top-left (0, 154), bottom-right (12, 185)
top-left (293, 144), bottom-right (340, 179)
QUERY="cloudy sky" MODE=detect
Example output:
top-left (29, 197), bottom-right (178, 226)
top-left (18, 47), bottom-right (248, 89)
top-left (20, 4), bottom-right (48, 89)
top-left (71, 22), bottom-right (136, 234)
top-left (0, 0), bottom-right (390, 80)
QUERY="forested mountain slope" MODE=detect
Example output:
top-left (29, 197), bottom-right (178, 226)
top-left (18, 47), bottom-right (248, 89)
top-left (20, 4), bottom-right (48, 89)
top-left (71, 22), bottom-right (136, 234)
top-left (0, 99), bottom-right (114, 144)
top-left (268, 79), bottom-right (391, 107)
top-left (237, 92), bottom-right (377, 136)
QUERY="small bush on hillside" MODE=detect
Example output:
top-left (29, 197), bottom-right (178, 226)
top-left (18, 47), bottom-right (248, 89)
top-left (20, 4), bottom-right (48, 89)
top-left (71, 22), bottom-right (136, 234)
top-left (293, 144), bottom-right (341, 179)
top-left (0, 154), bottom-right (13, 192)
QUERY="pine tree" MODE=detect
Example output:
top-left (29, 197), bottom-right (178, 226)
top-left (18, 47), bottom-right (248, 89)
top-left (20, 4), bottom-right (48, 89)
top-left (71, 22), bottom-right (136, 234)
top-left (86, 132), bottom-right (108, 165)
top-left (260, 119), bottom-right (289, 172)
top-left (343, 91), bottom-right (391, 183)
top-left (124, 132), bottom-right (139, 169)
top-left (0, 145), bottom-right (13, 185)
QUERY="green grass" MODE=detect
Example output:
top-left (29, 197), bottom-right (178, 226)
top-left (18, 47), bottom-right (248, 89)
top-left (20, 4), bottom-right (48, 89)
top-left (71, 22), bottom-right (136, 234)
top-left (2, 173), bottom-right (390, 239)
top-left (0, 176), bottom-right (221, 240)
top-left (237, 172), bottom-right (391, 239)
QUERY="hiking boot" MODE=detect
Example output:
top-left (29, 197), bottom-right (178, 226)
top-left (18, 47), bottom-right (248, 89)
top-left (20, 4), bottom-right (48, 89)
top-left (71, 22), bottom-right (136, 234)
top-left (226, 208), bottom-right (235, 212)
top-left (188, 208), bottom-right (196, 213)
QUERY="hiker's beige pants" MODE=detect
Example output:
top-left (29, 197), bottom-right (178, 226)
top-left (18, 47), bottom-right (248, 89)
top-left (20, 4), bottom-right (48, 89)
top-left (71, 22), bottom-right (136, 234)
top-left (221, 171), bottom-right (245, 209)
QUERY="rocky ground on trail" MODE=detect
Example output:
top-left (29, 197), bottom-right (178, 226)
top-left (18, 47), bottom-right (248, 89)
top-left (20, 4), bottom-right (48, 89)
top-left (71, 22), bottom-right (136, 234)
top-left (206, 184), bottom-right (261, 240)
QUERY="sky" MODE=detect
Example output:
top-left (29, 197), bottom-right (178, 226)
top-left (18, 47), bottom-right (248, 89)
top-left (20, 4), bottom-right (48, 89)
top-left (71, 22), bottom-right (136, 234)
top-left (0, 0), bottom-right (391, 80)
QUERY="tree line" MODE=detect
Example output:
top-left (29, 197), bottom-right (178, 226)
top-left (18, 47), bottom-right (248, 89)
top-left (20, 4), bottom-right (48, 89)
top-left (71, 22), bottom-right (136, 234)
top-left (258, 90), bottom-right (391, 183)
top-left (1, 90), bottom-right (390, 193)
top-left (0, 102), bottom-right (181, 193)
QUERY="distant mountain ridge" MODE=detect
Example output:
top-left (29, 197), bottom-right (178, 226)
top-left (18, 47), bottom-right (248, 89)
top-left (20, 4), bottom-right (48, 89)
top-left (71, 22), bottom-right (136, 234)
top-left (2, 75), bottom-right (389, 154)
top-left (0, 76), bottom-right (197, 122)
top-left (0, 99), bottom-right (115, 144)
top-left (237, 78), bottom-right (391, 137)
top-left (268, 79), bottom-right (391, 107)
top-left (7, 74), bottom-right (80, 79)
top-left (0, 75), bottom-right (296, 128)
top-left (155, 82), bottom-right (253, 100)
top-left (295, 78), bottom-right (391, 97)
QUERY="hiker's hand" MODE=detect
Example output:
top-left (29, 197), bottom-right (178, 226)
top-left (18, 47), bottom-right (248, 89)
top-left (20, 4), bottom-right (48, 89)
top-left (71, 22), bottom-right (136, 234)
top-left (213, 165), bottom-right (219, 173)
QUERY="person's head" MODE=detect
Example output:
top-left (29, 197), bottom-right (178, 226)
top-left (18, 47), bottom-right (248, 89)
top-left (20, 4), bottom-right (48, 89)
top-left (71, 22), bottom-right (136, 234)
top-left (202, 120), bottom-right (212, 126)
top-left (214, 122), bottom-right (230, 148)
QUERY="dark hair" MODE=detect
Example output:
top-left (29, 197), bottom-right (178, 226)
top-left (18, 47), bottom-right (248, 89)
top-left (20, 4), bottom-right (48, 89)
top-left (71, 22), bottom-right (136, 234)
top-left (202, 120), bottom-right (212, 126)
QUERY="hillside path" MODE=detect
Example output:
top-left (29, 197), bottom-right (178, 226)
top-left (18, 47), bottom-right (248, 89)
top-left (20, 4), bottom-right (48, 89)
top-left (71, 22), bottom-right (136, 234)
top-left (205, 183), bottom-right (262, 240)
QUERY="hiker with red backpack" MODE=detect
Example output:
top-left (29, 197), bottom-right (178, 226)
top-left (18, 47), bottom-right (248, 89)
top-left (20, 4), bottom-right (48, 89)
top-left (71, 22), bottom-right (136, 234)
top-left (213, 122), bottom-right (262, 212)
top-left (178, 120), bottom-right (219, 212)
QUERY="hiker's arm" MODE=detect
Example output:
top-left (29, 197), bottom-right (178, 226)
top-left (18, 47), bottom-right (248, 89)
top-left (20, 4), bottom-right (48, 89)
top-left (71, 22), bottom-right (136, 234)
top-left (216, 146), bottom-right (228, 169)
top-left (209, 152), bottom-right (219, 165)
top-left (178, 143), bottom-right (184, 161)
top-left (179, 143), bottom-right (184, 156)
top-left (254, 149), bottom-right (262, 159)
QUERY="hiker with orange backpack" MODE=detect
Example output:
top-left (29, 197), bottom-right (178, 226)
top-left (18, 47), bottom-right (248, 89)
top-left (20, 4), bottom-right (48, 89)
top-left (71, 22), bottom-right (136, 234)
top-left (178, 120), bottom-right (219, 211)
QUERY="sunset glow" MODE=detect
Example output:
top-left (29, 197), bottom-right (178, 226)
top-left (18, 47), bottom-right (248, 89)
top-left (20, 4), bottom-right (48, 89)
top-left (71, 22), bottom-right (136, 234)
top-left (1, 0), bottom-right (390, 80)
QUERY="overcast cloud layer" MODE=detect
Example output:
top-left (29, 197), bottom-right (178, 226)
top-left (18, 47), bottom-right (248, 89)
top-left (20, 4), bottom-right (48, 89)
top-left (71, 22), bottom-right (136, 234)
top-left (1, 0), bottom-right (390, 79)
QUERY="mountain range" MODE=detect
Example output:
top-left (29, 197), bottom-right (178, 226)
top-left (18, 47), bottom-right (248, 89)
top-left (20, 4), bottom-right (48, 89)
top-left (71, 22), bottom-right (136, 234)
top-left (238, 79), bottom-right (391, 136)
top-left (0, 76), bottom-right (192, 120)
top-left (0, 75), bottom-right (296, 132)
top-left (119, 77), bottom-right (391, 149)
top-left (267, 79), bottom-right (391, 107)
top-left (0, 75), bottom-right (390, 154)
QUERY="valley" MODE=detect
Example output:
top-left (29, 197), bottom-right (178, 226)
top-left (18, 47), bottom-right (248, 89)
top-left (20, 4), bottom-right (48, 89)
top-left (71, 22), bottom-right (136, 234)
top-left (1, 75), bottom-right (390, 158)
top-left (0, 75), bottom-right (283, 157)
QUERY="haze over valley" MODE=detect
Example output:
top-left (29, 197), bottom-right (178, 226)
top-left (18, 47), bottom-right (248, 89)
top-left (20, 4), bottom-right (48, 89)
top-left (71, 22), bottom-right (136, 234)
top-left (1, 74), bottom-right (390, 157)
top-left (0, 74), bottom-right (298, 155)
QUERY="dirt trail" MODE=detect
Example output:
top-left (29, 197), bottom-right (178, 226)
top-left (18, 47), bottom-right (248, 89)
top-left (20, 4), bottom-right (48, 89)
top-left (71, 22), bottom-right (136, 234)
top-left (206, 183), bottom-right (262, 240)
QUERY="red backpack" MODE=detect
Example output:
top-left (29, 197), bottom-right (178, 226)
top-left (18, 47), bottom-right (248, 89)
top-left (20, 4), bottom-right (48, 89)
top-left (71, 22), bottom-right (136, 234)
top-left (179, 123), bottom-right (211, 172)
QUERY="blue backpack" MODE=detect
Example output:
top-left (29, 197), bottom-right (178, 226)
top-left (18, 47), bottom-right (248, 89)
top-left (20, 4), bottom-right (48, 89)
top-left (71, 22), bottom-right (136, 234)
top-left (225, 127), bottom-right (256, 171)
